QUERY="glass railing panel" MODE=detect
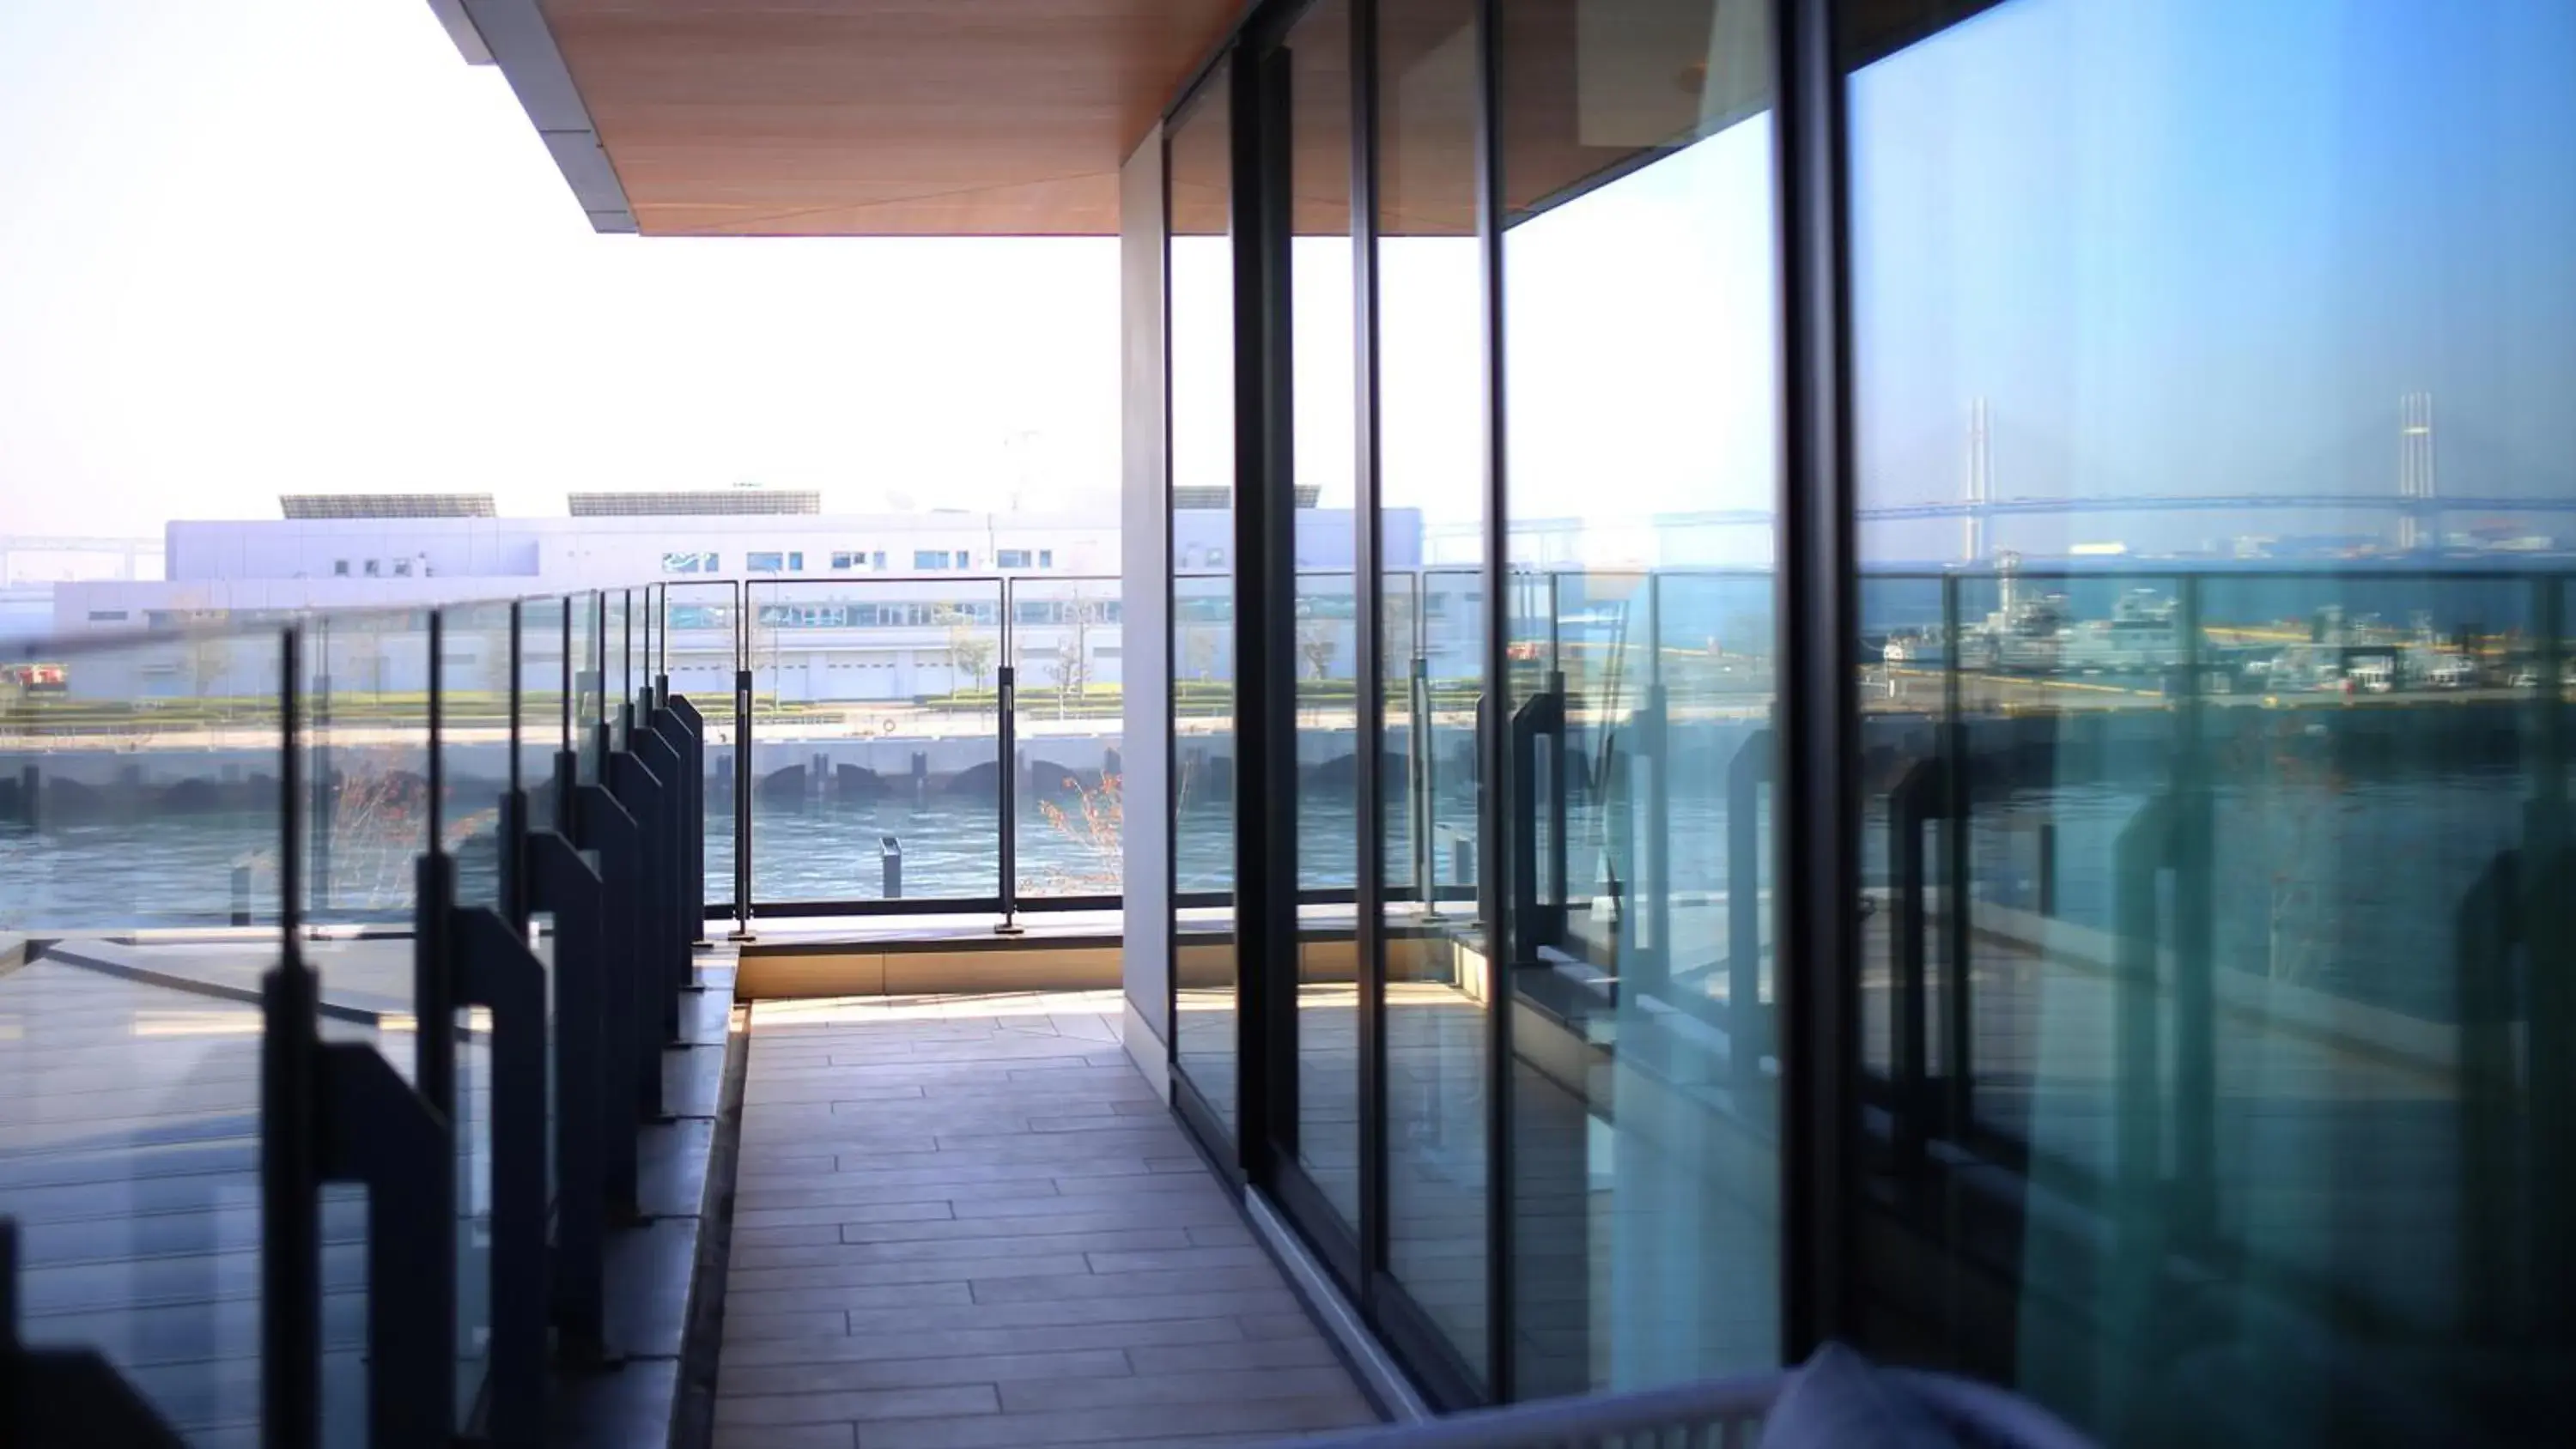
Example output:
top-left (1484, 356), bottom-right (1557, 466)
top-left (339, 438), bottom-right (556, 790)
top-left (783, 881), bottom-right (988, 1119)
top-left (746, 578), bottom-right (1004, 906)
top-left (605, 591), bottom-right (631, 754)
top-left (0, 623), bottom-right (291, 1440)
top-left (518, 598), bottom-right (568, 835)
top-left (439, 602), bottom-right (514, 912)
top-left (302, 607), bottom-right (434, 930)
top-left (572, 594), bottom-right (603, 789)
top-left (665, 582), bottom-right (739, 912)
top-left (1413, 567), bottom-right (1482, 906)
top-left (1006, 577), bottom-right (1124, 899)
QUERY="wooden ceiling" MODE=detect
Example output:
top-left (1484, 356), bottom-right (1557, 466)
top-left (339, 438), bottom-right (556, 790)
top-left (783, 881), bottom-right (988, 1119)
top-left (538, 0), bottom-right (1246, 237)
top-left (534, 0), bottom-right (1996, 239)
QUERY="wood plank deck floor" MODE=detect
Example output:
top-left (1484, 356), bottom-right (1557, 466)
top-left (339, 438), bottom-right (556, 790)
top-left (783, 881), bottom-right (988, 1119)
top-left (717, 990), bottom-right (1377, 1449)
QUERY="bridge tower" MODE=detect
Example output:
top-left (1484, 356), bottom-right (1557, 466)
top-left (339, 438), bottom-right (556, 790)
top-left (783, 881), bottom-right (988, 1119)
top-left (1963, 395), bottom-right (1993, 562)
top-left (2397, 391), bottom-right (2438, 551)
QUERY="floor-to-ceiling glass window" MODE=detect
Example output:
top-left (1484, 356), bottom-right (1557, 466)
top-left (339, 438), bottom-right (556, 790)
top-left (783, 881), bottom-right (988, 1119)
top-left (1282, 0), bottom-right (1364, 1236)
top-left (1170, 68), bottom-right (1242, 1131)
top-left (1844, 1), bottom-right (2576, 1442)
top-left (1496, 0), bottom-right (1783, 1399)
top-left (1373, 0), bottom-right (1493, 1395)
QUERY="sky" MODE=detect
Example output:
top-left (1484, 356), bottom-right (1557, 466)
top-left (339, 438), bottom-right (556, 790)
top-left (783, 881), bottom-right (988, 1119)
top-left (1844, 0), bottom-right (2576, 558)
top-left (7, 0), bottom-right (2573, 572)
top-left (0, 0), bottom-right (1123, 544)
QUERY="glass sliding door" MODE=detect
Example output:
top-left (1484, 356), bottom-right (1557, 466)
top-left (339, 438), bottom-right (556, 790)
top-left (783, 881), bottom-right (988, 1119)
top-left (1495, 0), bottom-right (1784, 1400)
top-left (1841, 0), bottom-right (2576, 1443)
top-left (1169, 65), bottom-right (1242, 1132)
top-left (1372, 0), bottom-right (1493, 1397)
top-left (1280, 0), bottom-right (1364, 1241)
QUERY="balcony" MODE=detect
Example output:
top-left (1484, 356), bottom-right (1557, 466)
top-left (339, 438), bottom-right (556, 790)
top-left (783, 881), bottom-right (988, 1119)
top-left (11, 561), bottom-right (2569, 1444)
top-left (0, 571), bottom-right (1426, 1447)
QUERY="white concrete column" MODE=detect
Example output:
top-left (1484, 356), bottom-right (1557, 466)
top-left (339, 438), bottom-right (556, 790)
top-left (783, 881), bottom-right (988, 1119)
top-left (1119, 125), bottom-right (1173, 1098)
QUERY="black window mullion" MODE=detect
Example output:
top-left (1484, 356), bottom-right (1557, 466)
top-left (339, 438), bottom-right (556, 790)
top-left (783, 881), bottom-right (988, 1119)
top-left (1230, 41), bottom-right (1302, 1174)
top-left (1348, 0), bottom-right (1388, 1293)
top-left (1470, 0), bottom-right (1516, 1404)
top-left (1773, 0), bottom-right (1862, 1361)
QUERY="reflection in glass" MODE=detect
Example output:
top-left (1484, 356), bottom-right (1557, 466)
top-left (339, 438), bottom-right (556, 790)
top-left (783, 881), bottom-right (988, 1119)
top-left (1373, 0), bottom-right (1492, 1388)
top-left (1284, 0), bottom-right (1363, 1229)
top-left (1170, 66), bottom-right (1240, 1131)
top-left (1844, 1), bottom-right (2576, 1441)
top-left (1498, 0), bottom-right (1782, 1398)
top-left (745, 579), bottom-right (1004, 905)
top-left (439, 602), bottom-right (513, 912)
top-left (306, 608), bottom-right (436, 928)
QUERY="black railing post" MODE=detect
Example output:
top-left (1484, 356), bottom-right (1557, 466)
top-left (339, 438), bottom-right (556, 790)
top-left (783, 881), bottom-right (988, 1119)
top-left (264, 624), bottom-right (321, 1449)
top-left (668, 694), bottom-right (711, 946)
top-left (1728, 728), bottom-right (1771, 1097)
top-left (996, 663), bottom-right (1023, 935)
top-left (638, 696), bottom-right (692, 1018)
top-left (575, 780), bottom-right (644, 1214)
top-left (453, 907), bottom-right (550, 1440)
top-left (610, 744), bottom-right (671, 1123)
top-left (1507, 686), bottom-right (1564, 960)
top-left (1410, 656), bottom-right (1434, 911)
top-left (732, 667), bottom-right (755, 941)
top-left (1888, 756), bottom-right (1941, 1173)
top-left (1937, 573), bottom-right (1974, 1144)
top-left (532, 825), bottom-right (608, 1356)
top-left (316, 1037), bottom-right (453, 1449)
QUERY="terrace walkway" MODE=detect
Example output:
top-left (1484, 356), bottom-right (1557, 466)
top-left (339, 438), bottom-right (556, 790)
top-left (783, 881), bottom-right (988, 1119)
top-left (714, 989), bottom-right (1378, 1449)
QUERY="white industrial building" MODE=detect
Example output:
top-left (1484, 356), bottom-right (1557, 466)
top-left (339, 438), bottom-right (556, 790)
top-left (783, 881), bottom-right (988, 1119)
top-left (35, 492), bottom-right (1419, 705)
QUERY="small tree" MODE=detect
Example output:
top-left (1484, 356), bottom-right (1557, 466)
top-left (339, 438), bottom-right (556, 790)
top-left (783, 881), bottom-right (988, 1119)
top-left (190, 634), bottom-right (233, 717)
top-left (935, 605), bottom-right (995, 695)
top-left (1047, 601), bottom-right (1102, 718)
top-left (1036, 772), bottom-right (1123, 892)
top-left (1296, 620), bottom-right (1338, 682)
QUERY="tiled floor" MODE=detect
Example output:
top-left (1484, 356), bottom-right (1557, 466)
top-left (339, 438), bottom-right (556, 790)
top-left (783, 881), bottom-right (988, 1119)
top-left (715, 989), bottom-right (1379, 1449)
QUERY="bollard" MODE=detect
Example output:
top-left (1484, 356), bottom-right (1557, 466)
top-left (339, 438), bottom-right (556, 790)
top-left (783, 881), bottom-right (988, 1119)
top-left (880, 835), bottom-right (902, 900)
top-left (911, 750), bottom-right (928, 809)
top-left (231, 863), bottom-right (253, 927)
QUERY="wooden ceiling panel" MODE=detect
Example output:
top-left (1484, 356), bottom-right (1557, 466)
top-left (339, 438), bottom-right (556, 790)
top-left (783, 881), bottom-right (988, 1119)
top-left (538, 0), bottom-right (1243, 236)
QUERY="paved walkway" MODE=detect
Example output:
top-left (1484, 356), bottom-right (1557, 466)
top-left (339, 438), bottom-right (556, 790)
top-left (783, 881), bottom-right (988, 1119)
top-left (716, 990), bottom-right (1377, 1449)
